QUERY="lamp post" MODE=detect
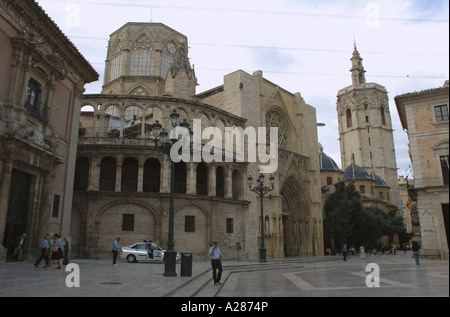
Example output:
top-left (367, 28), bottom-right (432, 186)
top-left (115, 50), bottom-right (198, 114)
top-left (247, 172), bottom-right (275, 263)
top-left (152, 110), bottom-right (191, 277)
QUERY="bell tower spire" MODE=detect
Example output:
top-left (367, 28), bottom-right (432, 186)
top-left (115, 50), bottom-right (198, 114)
top-left (350, 40), bottom-right (366, 85)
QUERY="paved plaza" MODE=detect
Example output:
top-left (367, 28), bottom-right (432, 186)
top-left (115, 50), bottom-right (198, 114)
top-left (0, 252), bottom-right (447, 298)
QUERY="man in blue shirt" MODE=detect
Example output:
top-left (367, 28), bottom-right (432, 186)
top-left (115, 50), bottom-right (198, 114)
top-left (112, 237), bottom-right (121, 265)
top-left (209, 241), bottom-right (223, 286)
top-left (342, 244), bottom-right (348, 261)
top-left (34, 235), bottom-right (50, 268)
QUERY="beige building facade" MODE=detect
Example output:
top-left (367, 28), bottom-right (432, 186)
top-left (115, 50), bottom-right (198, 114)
top-left (395, 82), bottom-right (449, 259)
top-left (0, 0), bottom-right (98, 261)
top-left (74, 22), bottom-right (323, 261)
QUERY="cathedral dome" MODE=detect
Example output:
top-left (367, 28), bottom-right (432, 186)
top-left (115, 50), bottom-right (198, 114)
top-left (319, 152), bottom-right (341, 171)
top-left (343, 164), bottom-right (371, 181)
top-left (370, 173), bottom-right (389, 187)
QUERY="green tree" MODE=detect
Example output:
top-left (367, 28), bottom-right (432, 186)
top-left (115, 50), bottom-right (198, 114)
top-left (323, 182), bottom-right (362, 252)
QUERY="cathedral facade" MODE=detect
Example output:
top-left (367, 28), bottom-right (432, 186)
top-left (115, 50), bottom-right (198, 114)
top-left (73, 23), bottom-right (323, 261)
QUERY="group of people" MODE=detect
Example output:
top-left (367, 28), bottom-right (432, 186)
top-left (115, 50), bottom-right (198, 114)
top-left (33, 233), bottom-right (70, 269)
top-left (341, 241), bottom-right (422, 265)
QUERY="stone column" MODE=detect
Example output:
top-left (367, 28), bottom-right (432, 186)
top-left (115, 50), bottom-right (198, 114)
top-left (187, 162), bottom-right (196, 195)
top-left (89, 157), bottom-right (100, 191)
top-left (115, 164), bottom-right (122, 192)
top-left (208, 164), bottom-right (216, 197)
top-left (160, 156), bottom-right (170, 193)
top-left (226, 167), bottom-right (233, 199)
top-left (137, 163), bottom-right (144, 192)
top-left (0, 160), bottom-right (13, 261)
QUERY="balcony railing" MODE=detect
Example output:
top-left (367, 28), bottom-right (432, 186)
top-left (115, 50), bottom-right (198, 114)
top-left (24, 99), bottom-right (49, 123)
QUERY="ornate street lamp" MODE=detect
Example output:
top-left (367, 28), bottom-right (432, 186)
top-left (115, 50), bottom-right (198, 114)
top-left (247, 172), bottom-right (275, 263)
top-left (151, 110), bottom-right (189, 277)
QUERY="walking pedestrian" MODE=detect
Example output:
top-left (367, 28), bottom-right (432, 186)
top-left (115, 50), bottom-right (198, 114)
top-left (112, 237), bottom-right (121, 266)
top-left (381, 243), bottom-right (386, 256)
top-left (342, 244), bottom-right (348, 261)
top-left (209, 241), bottom-right (223, 286)
top-left (392, 243), bottom-right (396, 256)
top-left (63, 238), bottom-right (70, 266)
top-left (47, 234), bottom-right (64, 269)
top-left (11, 233), bottom-right (27, 261)
top-left (412, 241), bottom-right (420, 266)
top-left (34, 235), bottom-right (50, 268)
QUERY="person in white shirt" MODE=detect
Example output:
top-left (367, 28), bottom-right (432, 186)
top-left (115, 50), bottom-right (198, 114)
top-left (209, 241), bottom-right (223, 286)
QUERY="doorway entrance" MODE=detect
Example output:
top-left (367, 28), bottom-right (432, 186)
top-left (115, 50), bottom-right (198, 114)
top-left (3, 169), bottom-right (31, 260)
top-left (442, 204), bottom-right (449, 249)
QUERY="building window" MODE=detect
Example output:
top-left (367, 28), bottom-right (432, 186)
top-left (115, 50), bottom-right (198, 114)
top-left (381, 106), bottom-right (386, 125)
top-left (359, 185), bottom-right (365, 194)
top-left (441, 155), bottom-right (449, 185)
top-left (185, 216), bottom-right (195, 232)
top-left (379, 192), bottom-right (384, 200)
top-left (122, 214), bottom-right (135, 231)
top-left (327, 177), bottom-right (332, 185)
top-left (226, 218), bottom-right (234, 234)
top-left (52, 195), bottom-right (61, 218)
top-left (435, 105), bottom-right (449, 122)
top-left (346, 109), bottom-right (352, 128)
top-left (25, 78), bottom-right (41, 111)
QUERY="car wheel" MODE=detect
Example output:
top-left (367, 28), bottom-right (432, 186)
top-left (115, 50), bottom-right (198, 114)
top-left (126, 254), bottom-right (136, 263)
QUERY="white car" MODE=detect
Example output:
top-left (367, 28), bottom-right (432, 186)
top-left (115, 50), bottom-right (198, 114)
top-left (120, 240), bottom-right (181, 263)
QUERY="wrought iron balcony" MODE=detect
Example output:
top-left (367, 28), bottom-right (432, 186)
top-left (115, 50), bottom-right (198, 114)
top-left (24, 99), bottom-right (49, 123)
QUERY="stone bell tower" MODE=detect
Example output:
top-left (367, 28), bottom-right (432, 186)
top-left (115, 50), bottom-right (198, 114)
top-left (336, 44), bottom-right (400, 208)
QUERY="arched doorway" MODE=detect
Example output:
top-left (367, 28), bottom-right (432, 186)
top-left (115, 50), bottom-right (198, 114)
top-left (280, 175), bottom-right (311, 257)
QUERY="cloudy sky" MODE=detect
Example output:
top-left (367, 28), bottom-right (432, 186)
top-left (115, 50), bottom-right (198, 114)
top-left (38, 0), bottom-right (449, 177)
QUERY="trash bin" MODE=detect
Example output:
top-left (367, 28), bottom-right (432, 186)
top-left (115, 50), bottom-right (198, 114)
top-left (180, 252), bottom-right (192, 277)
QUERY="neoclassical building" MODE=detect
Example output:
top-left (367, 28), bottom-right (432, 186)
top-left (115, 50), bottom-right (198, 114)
top-left (73, 22), bottom-right (323, 260)
top-left (0, 0), bottom-right (98, 261)
top-left (395, 81), bottom-right (449, 259)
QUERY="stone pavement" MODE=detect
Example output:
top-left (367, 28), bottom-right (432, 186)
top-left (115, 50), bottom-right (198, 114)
top-left (0, 252), bottom-right (447, 297)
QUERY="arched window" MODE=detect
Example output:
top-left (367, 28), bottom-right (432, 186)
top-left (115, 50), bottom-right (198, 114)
top-left (143, 158), bottom-right (160, 193)
top-left (99, 157), bottom-right (116, 191)
top-left (74, 157), bottom-right (90, 191)
top-left (346, 108), bottom-right (353, 128)
top-left (196, 162), bottom-right (208, 196)
top-left (381, 106), bottom-right (386, 126)
top-left (121, 157), bottom-right (139, 192)
top-left (174, 162), bottom-right (187, 194)
top-left (232, 170), bottom-right (241, 200)
top-left (216, 166), bottom-right (225, 198)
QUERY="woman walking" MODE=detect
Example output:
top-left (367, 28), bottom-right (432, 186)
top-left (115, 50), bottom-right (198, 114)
top-left (47, 234), bottom-right (64, 269)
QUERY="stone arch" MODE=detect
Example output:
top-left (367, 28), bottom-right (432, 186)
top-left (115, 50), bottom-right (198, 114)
top-left (129, 85), bottom-right (149, 96)
top-left (174, 203), bottom-right (210, 257)
top-left (143, 157), bottom-right (161, 193)
top-left (121, 157), bottom-right (139, 192)
top-left (280, 174), bottom-right (312, 257)
top-left (266, 108), bottom-right (293, 150)
top-left (70, 204), bottom-right (85, 258)
top-left (99, 156), bottom-right (117, 191)
top-left (95, 200), bottom-right (159, 256)
top-left (74, 156), bottom-right (90, 191)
